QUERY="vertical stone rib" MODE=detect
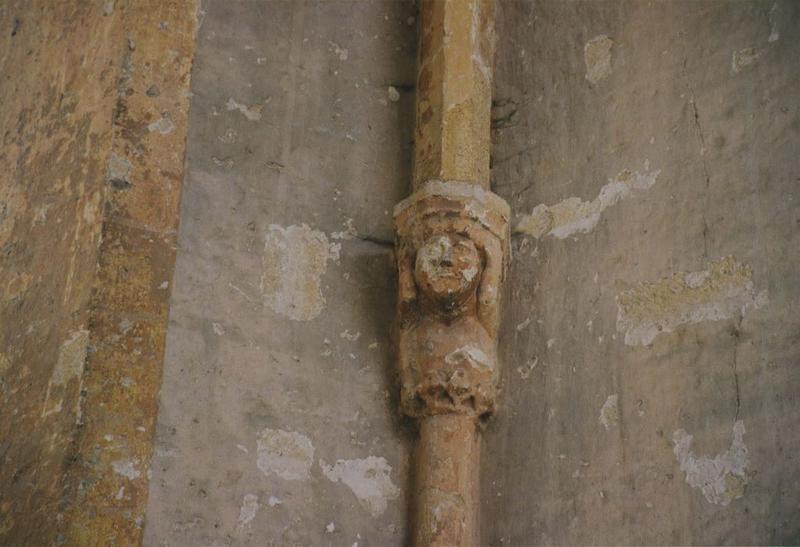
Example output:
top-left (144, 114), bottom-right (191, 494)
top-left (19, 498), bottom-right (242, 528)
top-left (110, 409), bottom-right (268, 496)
top-left (397, 1), bottom-right (504, 545)
top-left (413, 0), bottom-right (495, 190)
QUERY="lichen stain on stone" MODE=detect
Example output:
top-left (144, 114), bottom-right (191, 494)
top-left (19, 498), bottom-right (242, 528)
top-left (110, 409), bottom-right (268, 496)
top-left (673, 420), bottom-right (748, 506)
top-left (584, 35), bottom-right (613, 84)
top-left (256, 428), bottom-right (314, 481)
top-left (515, 165), bottom-right (660, 240)
top-left (616, 256), bottom-right (767, 346)
top-left (599, 394), bottom-right (619, 430)
top-left (320, 456), bottom-right (399, 517)
top-left (261, 224), bottom-right (339, 321)
top-left (42, 329), bottom-right (89, 417)
top-left (147, 113), bottom-right (176, 134)
top-left (107, 152), bottom-right (133, 189)
top-left (111, 459), bottom-right (141, 481)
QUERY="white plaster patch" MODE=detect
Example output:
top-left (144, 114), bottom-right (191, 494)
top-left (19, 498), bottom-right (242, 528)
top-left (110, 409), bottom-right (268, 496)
top-left (261, 224), bottom-right (339, 321)
top-left (673, 421), bottom-right (748, 506)
top-left (445, 346), bottom-right (492, 369)
top-left (148, 114), bottom-right (176, 134)
top-left (328, 41), bottom-right (349, 61)
top-left (237, 494), bottom-right (259, 529)
top-left (340, 329), bottom-right (361, 342)
top-left (599, 394), bottom-right (619, 430)
top-left (584, 35), bottom-right (613, 84)
top-left (732, 47), bottom-right (759, 73)
top-left (320, 456), bottom-right (399, 516)
top-left (112, 459), bottom-right (141, 480)
top-left (267, 495), bottom-right (282, 507)
top-left (225, 97), bottom-right (263, 121)
top-left (387, 86), bottom-right (400, 102)
top-left (515, 165), bottom-right (660, 240)
top-left (616, 256), bottom-right (767, 346)
top-left (218, 128), bottom-right (238, 143)
top-left (516, 357), bottom-right (538, 379)
top-left (331, 218), bottom-right (358, 240)
top-left (768, 3), bottom-right (780, 42)
top-left (256, 428), bottom-right (314, 481)
top-left (42, 329), bottom-right (89, 417)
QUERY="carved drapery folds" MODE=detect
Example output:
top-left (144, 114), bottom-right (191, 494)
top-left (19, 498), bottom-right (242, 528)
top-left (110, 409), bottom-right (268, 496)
top-left (394, 180), bottom-right (510, 420)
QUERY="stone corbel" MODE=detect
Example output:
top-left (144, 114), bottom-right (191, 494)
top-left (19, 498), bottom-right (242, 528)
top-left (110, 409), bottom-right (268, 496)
top-left (394, 180), bottom-right (510, 419)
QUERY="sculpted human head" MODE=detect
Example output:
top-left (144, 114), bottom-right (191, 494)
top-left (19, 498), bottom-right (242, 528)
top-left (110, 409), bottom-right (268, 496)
top-left (414, 233), bottom-right (481, 316)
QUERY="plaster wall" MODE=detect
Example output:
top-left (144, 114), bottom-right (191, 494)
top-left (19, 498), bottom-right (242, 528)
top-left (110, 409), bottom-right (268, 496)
top-left (146, 1), bottom-right (800, 545)
top-left (485, 1), bottom-right (800, 544)
top-left (145, 2), bottom-right (416, 545)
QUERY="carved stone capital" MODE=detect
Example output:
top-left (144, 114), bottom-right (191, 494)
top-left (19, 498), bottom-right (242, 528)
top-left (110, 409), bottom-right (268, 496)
top-left (394, 180), bottom-right (510, 418)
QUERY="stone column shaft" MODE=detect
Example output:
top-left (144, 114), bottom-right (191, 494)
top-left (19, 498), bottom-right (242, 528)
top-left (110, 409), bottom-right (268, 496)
top-left (395, 1), bottom-right (505, 546)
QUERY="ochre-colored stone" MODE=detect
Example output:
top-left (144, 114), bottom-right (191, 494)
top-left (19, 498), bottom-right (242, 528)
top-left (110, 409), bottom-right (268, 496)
top-left (0, 1), bottom-right (196, 544)
top-left (414, 0), bottom-right (496, 190)
top-left (398, 1), bottom-right (503, 544)
top-left (62, 2), bottom-right (198, 544)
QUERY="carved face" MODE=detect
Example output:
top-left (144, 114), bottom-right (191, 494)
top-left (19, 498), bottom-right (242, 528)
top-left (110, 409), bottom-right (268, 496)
top-left (414, 233), bottom-right (481, 314)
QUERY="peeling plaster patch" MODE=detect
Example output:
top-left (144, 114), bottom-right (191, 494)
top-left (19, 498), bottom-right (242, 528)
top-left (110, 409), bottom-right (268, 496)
top-left (768, 3), bottom-right (780, 42)
top-left (147, 113), bottom-right (176, 134)
top-left (320, 456), bottom-right (399, 516)
top-left (340, 329), bottom-right (361, 341)
top-left (237, 494), bottom-right (259, 529)
top-left (331, 218), bottom-right (358, 240)
top-left (673, 421), bottom-right (748, 506)
top-left (261, 224), bottom-right (339, 321)
top-left (616, 256), bottom-right (767, 346)
top-left (112, 459), bottom-right (141, 481)
top-left (328, 41), bottom-right (349, 61)
top-left (599, 394), bottom-right (619, 430)
top-left (516, 357), bottom-right (538, 379)
top-left (515, 165), bottom-right (660, 239)
top-left (732, 47), bottom-right (759, 73)
top-left (584, 35), bottom-right (613, 84)
top-left (42, 329), bottom-right (89, 417)
top-left (225, 97), bottom-right (263, 121)
top-left (256, 428), bottom-right (314, 480)
top-left (218, 128), bottom-right (238, 143)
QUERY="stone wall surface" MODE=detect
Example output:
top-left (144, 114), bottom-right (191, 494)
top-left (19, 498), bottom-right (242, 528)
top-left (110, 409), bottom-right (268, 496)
top-left (0, 1), bottom-right (196, 544)
top-left (484, 1), bottom-right (800, 545)
top-left (0, 3), bottom-right (123, 542)
top-left (3, 0), bottom-right (798, 545)
top-left (144, 1), bottom-right (417, 545)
